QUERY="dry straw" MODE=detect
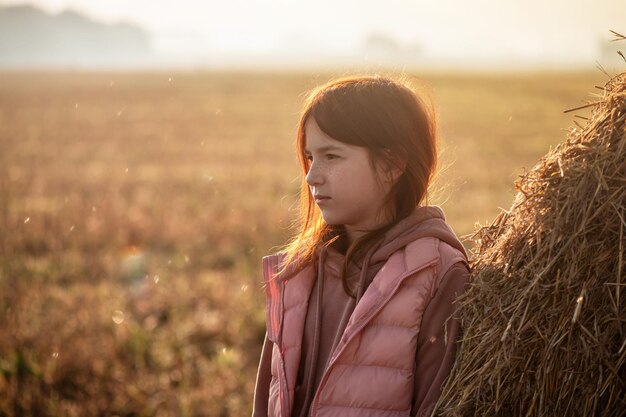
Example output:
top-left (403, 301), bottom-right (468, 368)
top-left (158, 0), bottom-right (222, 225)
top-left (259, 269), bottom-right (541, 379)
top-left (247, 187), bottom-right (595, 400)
top-left (435, 44), bottom-right (626, 415)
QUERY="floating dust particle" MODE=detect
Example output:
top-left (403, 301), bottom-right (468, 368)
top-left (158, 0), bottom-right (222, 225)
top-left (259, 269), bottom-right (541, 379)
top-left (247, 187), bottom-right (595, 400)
top-left (112, 310), bottom-right (125, 325)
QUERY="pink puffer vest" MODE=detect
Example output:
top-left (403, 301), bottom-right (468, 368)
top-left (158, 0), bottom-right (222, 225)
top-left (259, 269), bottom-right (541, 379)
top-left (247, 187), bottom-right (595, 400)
top-left (262, 237), bottom-right (467, 417)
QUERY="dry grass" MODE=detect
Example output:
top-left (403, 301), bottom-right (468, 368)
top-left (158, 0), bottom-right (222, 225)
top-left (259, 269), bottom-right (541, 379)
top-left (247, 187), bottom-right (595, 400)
top-left (0, 69), bottom-right (608, 416)
top-left (436, 70), bottom-right (626, 416)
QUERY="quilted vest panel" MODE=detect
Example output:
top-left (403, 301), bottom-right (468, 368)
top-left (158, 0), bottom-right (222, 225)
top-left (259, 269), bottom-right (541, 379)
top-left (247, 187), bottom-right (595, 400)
top-left (262, 238), bottom-right (467, 417)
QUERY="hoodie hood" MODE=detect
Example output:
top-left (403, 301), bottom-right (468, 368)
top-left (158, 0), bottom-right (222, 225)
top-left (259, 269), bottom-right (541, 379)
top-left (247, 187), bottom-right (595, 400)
top-left (370, 205), bottom-right (467, 263)
top-left (322, 205), bottom-right (467, 301)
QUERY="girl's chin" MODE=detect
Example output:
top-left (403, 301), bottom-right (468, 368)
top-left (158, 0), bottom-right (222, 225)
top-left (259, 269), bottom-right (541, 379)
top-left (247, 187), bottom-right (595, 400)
top-left (319, 211), bottom-right (342, 226)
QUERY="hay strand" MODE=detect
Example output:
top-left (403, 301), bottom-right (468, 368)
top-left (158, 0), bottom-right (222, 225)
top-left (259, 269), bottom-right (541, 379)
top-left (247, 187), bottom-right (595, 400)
top-left (610, 30), bottom-right (626, 41)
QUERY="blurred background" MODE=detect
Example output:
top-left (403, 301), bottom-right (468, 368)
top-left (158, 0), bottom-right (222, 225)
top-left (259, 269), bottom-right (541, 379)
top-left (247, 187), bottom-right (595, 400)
top-left (0, 1), bottom-right (624, 416)
top-left (0, 0), bottom-right (625, 70)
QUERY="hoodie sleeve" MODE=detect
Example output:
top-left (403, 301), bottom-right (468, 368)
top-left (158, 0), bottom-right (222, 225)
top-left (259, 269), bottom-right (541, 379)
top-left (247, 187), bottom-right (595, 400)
top-left (251, 330), bottom-right (272, 417)
top-left (411, 262), bottom-right (470, 417)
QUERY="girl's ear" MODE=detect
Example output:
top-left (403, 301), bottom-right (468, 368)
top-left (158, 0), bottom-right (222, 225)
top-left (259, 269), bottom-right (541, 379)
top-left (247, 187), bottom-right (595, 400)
top-left (380, 149), bottom-right (406, 185)
top-left (389, 161), bottom-right (406, 184)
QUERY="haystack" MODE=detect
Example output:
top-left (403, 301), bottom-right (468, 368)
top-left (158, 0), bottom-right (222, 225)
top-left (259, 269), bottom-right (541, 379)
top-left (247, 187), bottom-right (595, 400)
top-left (435, 68), bottom-right (626, 415)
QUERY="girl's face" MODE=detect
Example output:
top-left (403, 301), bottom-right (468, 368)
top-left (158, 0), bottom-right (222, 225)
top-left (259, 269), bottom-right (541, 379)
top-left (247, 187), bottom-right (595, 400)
top-left (304, 117), bottom-right (397, 242)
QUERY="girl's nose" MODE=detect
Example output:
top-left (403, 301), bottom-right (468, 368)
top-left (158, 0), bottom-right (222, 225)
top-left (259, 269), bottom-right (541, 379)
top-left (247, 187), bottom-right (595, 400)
top-left (305, 162), bottom-right (323, 186)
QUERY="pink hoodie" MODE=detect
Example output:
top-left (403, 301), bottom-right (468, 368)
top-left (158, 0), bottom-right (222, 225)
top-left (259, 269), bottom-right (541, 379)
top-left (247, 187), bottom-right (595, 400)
top-left (253, 206), bottom-right (469, 417)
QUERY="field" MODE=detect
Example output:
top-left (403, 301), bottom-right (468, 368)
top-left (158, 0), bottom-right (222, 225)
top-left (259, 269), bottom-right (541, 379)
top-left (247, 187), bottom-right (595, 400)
top-left (0, 69), bottom-right (607, 416)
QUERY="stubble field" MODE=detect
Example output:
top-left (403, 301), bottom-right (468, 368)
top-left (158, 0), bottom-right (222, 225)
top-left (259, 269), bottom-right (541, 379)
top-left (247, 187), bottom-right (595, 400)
top-left (0, 69), bottom-right (606, 416)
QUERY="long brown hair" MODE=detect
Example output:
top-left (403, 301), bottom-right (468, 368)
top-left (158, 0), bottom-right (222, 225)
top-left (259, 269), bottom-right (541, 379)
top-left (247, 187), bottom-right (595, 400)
top-left (279, 74), bottom-right (438, 296)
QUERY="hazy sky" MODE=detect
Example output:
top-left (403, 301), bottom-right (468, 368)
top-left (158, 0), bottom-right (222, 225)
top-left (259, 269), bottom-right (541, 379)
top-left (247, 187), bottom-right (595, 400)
top-left (2, 0), bottom-right (625, 66)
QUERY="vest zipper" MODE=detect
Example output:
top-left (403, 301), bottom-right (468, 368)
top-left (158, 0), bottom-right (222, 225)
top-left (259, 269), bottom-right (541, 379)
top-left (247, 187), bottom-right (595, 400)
top-left (309, 258), bottom-right (439, 416)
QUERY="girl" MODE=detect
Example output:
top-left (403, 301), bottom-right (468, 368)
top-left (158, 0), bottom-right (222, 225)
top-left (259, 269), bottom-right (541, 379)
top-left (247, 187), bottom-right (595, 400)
top-left (252, 75), bottom-right (470, 417)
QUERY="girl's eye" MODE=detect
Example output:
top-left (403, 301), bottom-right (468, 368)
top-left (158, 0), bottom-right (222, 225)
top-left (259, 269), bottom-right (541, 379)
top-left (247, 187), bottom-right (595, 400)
top-left (304, 153), bottom-right (339, 162)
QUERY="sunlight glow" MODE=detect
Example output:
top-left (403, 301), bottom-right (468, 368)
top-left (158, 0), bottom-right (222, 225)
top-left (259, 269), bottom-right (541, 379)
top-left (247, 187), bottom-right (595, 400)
top-left (0, 0), bottom-right (623, 68)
